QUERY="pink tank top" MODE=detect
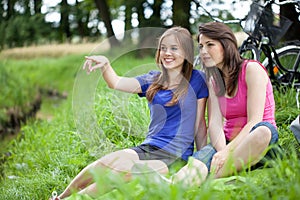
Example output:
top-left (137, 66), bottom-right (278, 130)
top-left (218, 60), bottom-right (277, 141)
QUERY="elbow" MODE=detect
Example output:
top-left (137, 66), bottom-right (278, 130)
top-left (107, 83), bottom-right (115, 89)
top-left (207, 124), bottom-right (215, 135)
top-left (106, 77), bottom-right (120, 89)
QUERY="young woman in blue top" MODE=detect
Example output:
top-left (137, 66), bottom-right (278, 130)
top-left (52, 27), bottom-right (208, 199)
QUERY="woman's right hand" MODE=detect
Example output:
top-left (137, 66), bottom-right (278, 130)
top-left (83, 55), bottom-right (110, 74)
top-left (210, 149), bottom-right (228, 177)
top-left (83, 55), bottom-right (141, 93)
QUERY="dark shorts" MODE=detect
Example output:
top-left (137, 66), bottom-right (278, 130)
top-left (192, 121), bottom-right (279, 171)
top-left (131, 144), bottom-right (186, 168)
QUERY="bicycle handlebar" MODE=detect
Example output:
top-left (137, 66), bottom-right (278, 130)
top-left (196, 2), bottom-right (244, 25)
top-left (267, 0), bottom-right (300, 6)
top-left (195, 0), bottom-right (299, 25)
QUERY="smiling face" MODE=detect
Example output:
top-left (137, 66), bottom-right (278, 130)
top-left (198, 34), bottom-right (224, 69)
top-left (159, 34), bottom-right (185, 71)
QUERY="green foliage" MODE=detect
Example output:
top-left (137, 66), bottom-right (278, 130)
top-left (1, 14), bottom-right (56, 49)
top-left (0, 63), bottom-right (37, 124)
top-left (272, 86), bottom-right (299, 155)
top-left (0, 55), bottom-right (83, 127)
top-left (95, 91), bottom-right (149, 147)
top-left (2, 54), bottom-right (83, 91)
top-left (0, 101), bottom-right (94, 200)
top-left (274, 86), bottom-right (299, 126)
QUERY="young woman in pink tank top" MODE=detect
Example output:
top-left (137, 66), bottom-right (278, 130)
top-left (171, 22), bottom-right (279, 186)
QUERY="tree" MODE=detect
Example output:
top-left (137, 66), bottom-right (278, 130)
top-left (60, 0), bottom-right (72, 42)
top-left (135, 0), bottom-right (164, 58)
top-left (0, 0), bottom-right (53, 48)
top-left (150, 0), bottom-right (163, 27)
top-left (94, 0), bottom-right (120, 47)
top-left (6, 0), bottom-right (15, 20)
top-left (124, 1), bottom-right (134, 31)
top-left (173, 0), bottom-right (191, 32)
top-left (33, 0), bottom-right (42, 14)
top-left (74, 0), bottom-right (91, 40)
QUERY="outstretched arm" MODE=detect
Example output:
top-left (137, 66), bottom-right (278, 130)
top-left (83, 55), bottom-right (142, 93)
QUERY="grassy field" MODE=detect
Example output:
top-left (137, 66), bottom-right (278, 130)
top-left (0, 43), bottom-right (299, 199)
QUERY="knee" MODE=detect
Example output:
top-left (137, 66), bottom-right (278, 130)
top-left (91, 153), bottom-right (121, 170)
top-left (188, 157), bottom-right (208, 175)
top-left (187, 158), bottom-right (208, 185)
top-left (97, 149), bottom-right (138, 168)
top-left (252, 126), bottom-right (272, 146)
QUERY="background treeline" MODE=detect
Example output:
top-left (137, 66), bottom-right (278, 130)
top-left (1, 0), bottom-right (299, 50)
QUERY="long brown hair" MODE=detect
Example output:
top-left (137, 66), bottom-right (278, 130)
top-left (146, 27), bottom-right (194, 105)
top-left (198, 22), bottom-right (243, 96)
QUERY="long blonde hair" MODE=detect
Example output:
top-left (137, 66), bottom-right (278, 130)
top-left (146, 27), bottom-right (194, 106)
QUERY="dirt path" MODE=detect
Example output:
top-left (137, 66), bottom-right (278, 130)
top-left (0, 40), bottom-right (110, 59)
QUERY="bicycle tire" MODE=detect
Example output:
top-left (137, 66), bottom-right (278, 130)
top-left (262, 45), bottom-right (300, 88)
top-left (239, 44), bottom-right (260, 61)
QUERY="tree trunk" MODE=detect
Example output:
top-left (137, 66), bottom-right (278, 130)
top-left (151, 0), bottom-right (163, 27)
top-left (94, 0), bottom-right (120, 47)
top-left (7, 0), bottom-right (15, 20)
top-left (124, 2), bottom-right (133, 31)
top-left (136, 0), bottom-right (164, 58)
top-left (136, 2), bottom-right (146, 27)
top-left (173, 0), bottom-right (191, 32)
top-left (75, 0), bottom-right (89, 40)
top-left (33, 0), bottom-right (42, 14)
top-left (24, 0), bottom-right (31, 16)
top-left (60, 0), bottom-right (72, 42)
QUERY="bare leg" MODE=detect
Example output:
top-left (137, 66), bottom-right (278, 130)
top-left (130, 160), bottom-right (170, 184)
top-left (215, 126), bottom-right (271, 178)
top-left (58, 149), bottom-right (169, 199)
top-left (131, 160), bottom-right (169, 176)
top-left (78, 183), bottom-right (99, 198)
top-left (172, 157), bottom-right (208, 187)
top-left (57, 162), bottom-right (95, 199)
top-left (58, 149), bottom-right (139, 199)
top-left (74, 159), bottom-right (169, 198)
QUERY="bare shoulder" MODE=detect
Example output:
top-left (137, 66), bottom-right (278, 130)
top-left (245, 61), bottom-right (268, 83)
top-left (246, 61), bottom-right (267, 74)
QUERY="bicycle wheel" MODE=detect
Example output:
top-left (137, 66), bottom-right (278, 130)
top-left (262, 45), bottom-right (300, 88)
top-left (239, 44), bottom-right (260, 60)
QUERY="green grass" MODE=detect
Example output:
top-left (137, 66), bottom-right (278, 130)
top-left (0, 52), bottom-right (299, 199)
top-left (0, 55), bottom-right (84, 127)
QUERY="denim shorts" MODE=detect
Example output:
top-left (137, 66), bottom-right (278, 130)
top-left (131, 144), bottom-right (185, 167)
top-left (192, 121), bottom-right (279, 170)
